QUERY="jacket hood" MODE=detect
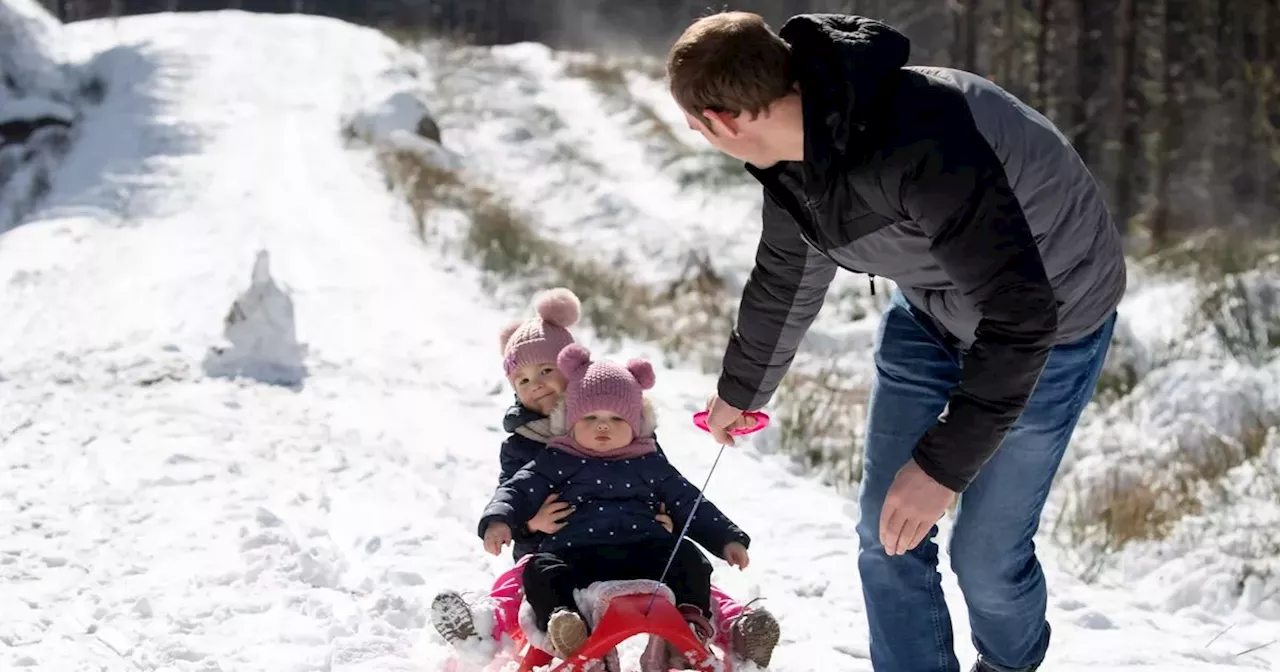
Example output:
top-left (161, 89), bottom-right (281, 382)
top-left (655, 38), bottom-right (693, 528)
top-left (779, 14), bottom-right (910, 169)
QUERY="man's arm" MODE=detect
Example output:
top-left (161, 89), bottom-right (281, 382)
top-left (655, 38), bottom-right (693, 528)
top-left (895, 115), bottom-right (1059, 493)
top-left (718, 190), bottom-right (839, 412)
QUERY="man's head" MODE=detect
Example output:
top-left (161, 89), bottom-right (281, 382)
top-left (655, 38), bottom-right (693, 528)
top-left (666, 11), bottom-right (803, 167)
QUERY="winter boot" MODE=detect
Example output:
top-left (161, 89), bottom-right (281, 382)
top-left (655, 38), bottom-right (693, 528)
top-left (728, 606), bottom-right (781, 668)
top-left (970, 622), bottom-right (1050, 672)
top-left (970, 658), bottom-right (1041, 672)
top-left (664, 604), bottom-right (716, 669)
top-left (547, 609), bottom-right (590, 659)
top-left (430, 590), bottom-right (479, 645)
top-left (640, 634), bottom-right (672, 672)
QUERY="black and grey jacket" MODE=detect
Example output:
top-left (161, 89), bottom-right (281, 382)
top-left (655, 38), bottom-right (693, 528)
top-left (720, 14), bottom-right (1126, 492)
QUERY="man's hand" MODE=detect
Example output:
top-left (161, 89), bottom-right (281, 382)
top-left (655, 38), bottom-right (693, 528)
top-left (705, 394), bottom-right (753, 446)
top-left (723, 542), bottom-right (750, 569)
top-left (879, 459), bottom-right (957, 556)
top-left (483, 522), bottom-right (512, 556)
top-left (527, 493), bottom-right (574, 535)
top-left (655, 503), bottom-right (673, 534)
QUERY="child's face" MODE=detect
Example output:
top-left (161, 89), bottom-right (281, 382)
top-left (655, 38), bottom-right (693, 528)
top-left (571, 410), bottom-right (634, 452)
top-left (509, 362), bottom-right (567, 414)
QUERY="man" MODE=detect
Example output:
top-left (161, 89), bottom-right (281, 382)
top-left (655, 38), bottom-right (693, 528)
top-left (667, 11), bottom-right (1125, 672)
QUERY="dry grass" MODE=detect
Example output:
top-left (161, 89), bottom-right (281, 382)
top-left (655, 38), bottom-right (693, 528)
top-left (1143, 227), bottom-right (1280, 280)
top-left (374, 147), bottom-right (734, 363)
top-left (553, 51), bottom-right (753, 193)
top-left (558, 52), bottom-right (665, 91)
top-left (1194, 268), bottom-right (1280, 365)
top-left (1055, 413), bottom-right (1277, 580)
top-left (769, 360), bottom-right (871, 494)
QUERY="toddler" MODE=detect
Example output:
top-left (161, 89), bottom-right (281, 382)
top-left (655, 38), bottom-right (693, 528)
top-left (480, 344), bottom-right (751, 669)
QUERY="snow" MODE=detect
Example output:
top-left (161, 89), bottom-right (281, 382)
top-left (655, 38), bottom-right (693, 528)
top-left (347, 90), bottom-right (461, 173)
top-left (0, 0), bottom-right (82, 233)
top-left (0, 8), bottom-right (1277, 672)
top-left (202, 249), bottom-right (309, 387)
top-left (0, 97), bottom-right (76, 125)
top-left (0, 0), bottom-right (73, 106)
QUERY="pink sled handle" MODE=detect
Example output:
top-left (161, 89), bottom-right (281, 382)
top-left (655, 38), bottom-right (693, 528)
top-left (692, 410), bottom-right (771, 436)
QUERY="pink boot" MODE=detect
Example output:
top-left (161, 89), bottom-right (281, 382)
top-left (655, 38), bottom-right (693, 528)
top-left (430, 557), bottom-right (530, 648)
top-left (711, 586), bottom-right (780, 668)
top-left (489, 555), bottom-right (531, 642)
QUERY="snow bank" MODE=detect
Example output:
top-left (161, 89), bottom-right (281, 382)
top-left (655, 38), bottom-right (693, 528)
top-left (1059, 260), bottom-right (1280, 619)
top-left (348, 89), bottom-right (462, 174)
top-left (0, 0), bottom-right (83, 232)
top-left (0, 0), bottom-right (73, 105)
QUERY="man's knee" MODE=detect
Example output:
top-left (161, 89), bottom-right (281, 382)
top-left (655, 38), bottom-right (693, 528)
top-left (949, 529), bottom-right (1038, 609)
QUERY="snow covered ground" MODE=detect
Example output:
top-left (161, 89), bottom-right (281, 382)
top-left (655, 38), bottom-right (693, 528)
top-left (1, 7), bottom-right (1277, 672)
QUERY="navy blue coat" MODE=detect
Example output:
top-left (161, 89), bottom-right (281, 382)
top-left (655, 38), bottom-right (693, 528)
top-left (499, 402), bottom-right (550, 560)
top-left (480, 442), bottom-right (750, 560)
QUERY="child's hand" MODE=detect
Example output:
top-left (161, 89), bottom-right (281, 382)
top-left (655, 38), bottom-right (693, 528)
top-left (723, 542), bottom-right (750, 569)
top-left (483, 522), bottom-right (512, 555)
top-left (655, 503), bottom-right (674, 534)
top-left (527, 493), bottom-right (574, 534)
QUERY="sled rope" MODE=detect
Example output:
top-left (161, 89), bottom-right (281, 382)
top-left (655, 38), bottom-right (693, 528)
top-left (645, 441), bottom-right (728, 614)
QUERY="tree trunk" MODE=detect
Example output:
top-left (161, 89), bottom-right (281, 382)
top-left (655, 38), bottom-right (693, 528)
top-left (1151, 0), bottom-right (1186, 248)
top-left (1114, 0), bottom-right (1142, 237)
top-left (1072, 0), bottom-right (1106, 164)
top-left (1035, 0), bottom-right (1053, 111)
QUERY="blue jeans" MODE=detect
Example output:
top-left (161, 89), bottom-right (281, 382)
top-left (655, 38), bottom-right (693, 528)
top-left (856, 291), bottom-right (1116, 672)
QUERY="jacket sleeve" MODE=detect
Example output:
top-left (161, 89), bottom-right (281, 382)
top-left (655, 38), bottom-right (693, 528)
top-left (478, 461), bottom-right (554, 539)
top-left (893, 117), bottom-right (1059, 493)
top-left (654, 466), bottom-right (750, 559)
top-left (718, 190), bottom-right (839, 411)
top-left (498, 437), bottom-right (532, 485)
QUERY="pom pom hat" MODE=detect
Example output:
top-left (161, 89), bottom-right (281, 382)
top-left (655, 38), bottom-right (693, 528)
top-left (557, 344), bottom-right (655, 433)
top-left (499, 288), bottom-right (581, 376)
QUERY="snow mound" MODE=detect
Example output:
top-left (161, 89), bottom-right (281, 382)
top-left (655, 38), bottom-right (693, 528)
top-left (203, 250), bottom-right (308, 387)
top-left (348, 89), bottom-right (461, 172)
top-left (0, 0), bottom-right (73, 105)
top-left (0, 0), bottom-right (84, 233)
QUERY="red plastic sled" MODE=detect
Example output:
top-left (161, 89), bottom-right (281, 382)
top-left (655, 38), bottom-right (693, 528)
top-left (515, 594), bottom-right (729, 672)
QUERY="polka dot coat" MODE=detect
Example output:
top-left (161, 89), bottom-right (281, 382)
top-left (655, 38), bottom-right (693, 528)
top-left (480, 445), bottom-right (750, 559)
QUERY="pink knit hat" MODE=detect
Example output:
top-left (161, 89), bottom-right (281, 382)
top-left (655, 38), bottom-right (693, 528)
top-left (557, 344), bottom-right (656, 432)
top-left (499, 287), bottom-right (581, 377)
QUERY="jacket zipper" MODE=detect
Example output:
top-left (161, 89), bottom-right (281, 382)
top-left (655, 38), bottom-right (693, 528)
top-left (758, 174), bottom-right (879, 295)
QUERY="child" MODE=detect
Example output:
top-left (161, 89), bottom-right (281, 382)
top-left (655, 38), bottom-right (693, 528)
top-left (479, 344), bottom-right (755, 670)
top-left (431, 288), bottom-right (780, 668)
